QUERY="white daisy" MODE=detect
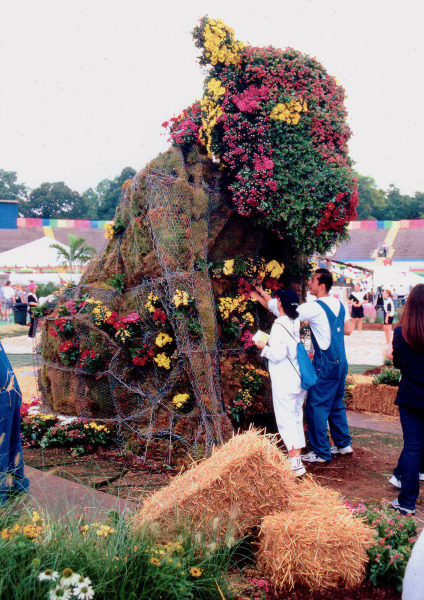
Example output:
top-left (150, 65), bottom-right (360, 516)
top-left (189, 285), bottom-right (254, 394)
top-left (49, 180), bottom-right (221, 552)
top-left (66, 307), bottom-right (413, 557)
top-left (71, 575), bottom-right (91, 587)
top-left (49, 585), bottom-right (72, 600)
top-left (59, 568), bottom-right (75, 587)
top-left (73, 583), bottom-right (95, 600)
top-left (38, 569), bottom-right (59, 581)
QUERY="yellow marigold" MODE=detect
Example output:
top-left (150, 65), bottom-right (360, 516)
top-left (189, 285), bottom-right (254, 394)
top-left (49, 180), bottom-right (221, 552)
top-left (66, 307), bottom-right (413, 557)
top-left (172, 289), bottom-right (190, 308)
top-left (154, 353), bottom-right (171, 369)
top-left (155, 332), bottom-right (173, 347)
top-left (203, 18), bottom-right (244, 67)
top-left (223, 259), bottom-right (234, 275)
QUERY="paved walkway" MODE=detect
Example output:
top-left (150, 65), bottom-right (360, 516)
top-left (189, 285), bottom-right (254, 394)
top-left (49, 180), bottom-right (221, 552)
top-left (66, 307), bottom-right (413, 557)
top-left (345, 329), bottom-right (389, 366)
top-left (17, 466), bottom-right (137, 520)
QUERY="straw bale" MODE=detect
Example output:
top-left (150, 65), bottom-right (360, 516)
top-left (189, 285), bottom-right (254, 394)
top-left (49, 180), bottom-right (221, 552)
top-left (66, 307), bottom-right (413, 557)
top-left (257, 507), bottom-right (374, 591)
top-left (349, 376), bottom-right (398, 417)
top-left (132, 428), bottom-right (299, 538)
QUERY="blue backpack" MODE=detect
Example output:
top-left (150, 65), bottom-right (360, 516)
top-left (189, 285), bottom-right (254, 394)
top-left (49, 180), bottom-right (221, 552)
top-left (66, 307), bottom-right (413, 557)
top-left (278, 324), bottom-right (318, 390)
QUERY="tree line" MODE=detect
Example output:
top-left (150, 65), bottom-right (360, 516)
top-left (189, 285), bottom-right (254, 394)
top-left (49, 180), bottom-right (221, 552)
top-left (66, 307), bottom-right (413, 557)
top-left (0, 167), bottom-right (136, 221)
top-left (354, 171), bottom-right (424, 221)
top-left (1, 167), bottom-right (423, 222)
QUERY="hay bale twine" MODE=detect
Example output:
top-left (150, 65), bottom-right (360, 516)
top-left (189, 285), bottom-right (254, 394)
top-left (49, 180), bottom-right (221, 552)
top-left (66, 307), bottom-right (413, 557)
top-left (132, 428), bottom-right (299, 539)
top-left (257, 507), bottom-right (374, 591)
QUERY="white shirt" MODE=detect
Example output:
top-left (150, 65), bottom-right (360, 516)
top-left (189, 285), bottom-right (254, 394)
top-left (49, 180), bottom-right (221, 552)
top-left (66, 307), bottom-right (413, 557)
top-left (261, 313), bottom-right (303, 394)
top-left (2, 286), bottom-right (15, 300)
top-left (349, 290), bottom-right (366, 305)
top-left (383, 298), bottom-right (394, 317)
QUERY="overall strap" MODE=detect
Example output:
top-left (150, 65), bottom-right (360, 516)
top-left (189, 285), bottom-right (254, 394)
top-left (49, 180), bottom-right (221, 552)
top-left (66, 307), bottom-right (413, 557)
top-left (316, 299), bottom-right (345, 362)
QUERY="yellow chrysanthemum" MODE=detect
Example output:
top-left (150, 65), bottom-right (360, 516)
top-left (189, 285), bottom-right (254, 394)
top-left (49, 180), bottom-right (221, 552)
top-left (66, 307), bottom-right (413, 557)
top-left (155, 332), bottom-right (173, 347)
top-left (223, 259), bottom-right (234, 275)
top-left (270, 99), bottom-right (307, 125)
top-left (154, 353), bottom-right (171, 369)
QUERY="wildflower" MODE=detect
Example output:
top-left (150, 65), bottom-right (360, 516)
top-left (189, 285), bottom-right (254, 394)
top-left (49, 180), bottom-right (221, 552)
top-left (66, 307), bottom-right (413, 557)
top-left (189, 567), bottom-right (203, 577)
top-left (150, 557), bottom-right (161, 566)
top-left (73, 583), bottom-right (95, 600)
top-left (59, 568), bottom-right (75, 586)
top-left (38, 569), bottom-right (59, 581)
top-left (49, 586), bottom-right (72, 600)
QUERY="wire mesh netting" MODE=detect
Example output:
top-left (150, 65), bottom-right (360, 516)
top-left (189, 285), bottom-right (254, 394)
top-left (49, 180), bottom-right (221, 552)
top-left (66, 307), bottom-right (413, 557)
top-left (37, 149), bottom-right (235, 459)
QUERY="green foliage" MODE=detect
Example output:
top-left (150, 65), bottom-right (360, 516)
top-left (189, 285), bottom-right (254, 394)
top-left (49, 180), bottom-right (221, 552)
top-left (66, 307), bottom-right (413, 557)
top-left (0, 507), bottom-right (239, 600)
top-left (36, 282), bottom-right (60, 298)
top-left (373, 367), bottom-right (401, 387)
top-left (39, 420), bottom-right (112, 456)
top-left (0, 169), bottom-right (27, 204)
top-left (50, 234), bottom-right (96, 270)
top-left (21, 413), bottom-right (58, 444)
top-left (107, 274), bottom-right (125, 293)
top-left (362, 502), bottom-right (417, 591)
top-left (97, 167), bottom-right (136, 220)
top-left (354, 171), bottom-right (424, 221)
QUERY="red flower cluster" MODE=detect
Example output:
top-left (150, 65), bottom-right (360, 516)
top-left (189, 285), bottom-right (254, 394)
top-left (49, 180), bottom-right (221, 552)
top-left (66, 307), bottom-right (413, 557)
top-left (49, 327), bottom-right (58, 338)
top-left (59, 340), bottom-right (77, 353)
top-left (132, 343), bottom-right (155, 367)
top-left (315, 189), bottom-right (358, 235)
top-left (153, 308), bottom-right (167, 324)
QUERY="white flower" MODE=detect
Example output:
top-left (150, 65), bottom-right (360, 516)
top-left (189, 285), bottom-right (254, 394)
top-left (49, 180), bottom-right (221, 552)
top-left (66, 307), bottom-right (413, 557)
top-left (73, 583), bottom-right (95, 600)
top-left (71, 575), bottom-right (91, 587)
top-left (38, 569), bottom-right (59, 581)
top-left (49, 585), bottom-right (72, 600)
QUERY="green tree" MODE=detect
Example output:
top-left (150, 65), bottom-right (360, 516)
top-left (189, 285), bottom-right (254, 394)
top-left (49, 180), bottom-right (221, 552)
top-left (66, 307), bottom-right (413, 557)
top-left (0, 169), bottom-right (28, 206)
top-left (50, 234), bottom-right (96, 273)
top-left (354, 171), bottom-right (386, 220)
top-left (384, 185), bottom-right (422, 220)
top-left (97, 167), bottom-right (136, 220)
top-left (79, 187), bottom-right (100, 220)
top-left (21, 182), bottom-right (83, 219)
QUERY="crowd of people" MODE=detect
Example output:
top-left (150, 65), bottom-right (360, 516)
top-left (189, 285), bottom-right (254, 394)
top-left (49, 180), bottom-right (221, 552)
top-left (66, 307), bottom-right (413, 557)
top-left (252, 268), bottom-right (424, 519)
top-left (0, 280), bottom-right (39, 336)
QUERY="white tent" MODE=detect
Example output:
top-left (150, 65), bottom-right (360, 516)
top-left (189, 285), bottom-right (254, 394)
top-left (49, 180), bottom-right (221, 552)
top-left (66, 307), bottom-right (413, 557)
top-left (372, 265), bottom-right (423, 294)
top-left (0, 236), bottom-right (69, 268)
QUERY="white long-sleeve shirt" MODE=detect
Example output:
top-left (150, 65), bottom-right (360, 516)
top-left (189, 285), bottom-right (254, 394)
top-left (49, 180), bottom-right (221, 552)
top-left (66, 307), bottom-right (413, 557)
top-left (261, 314), bottom-right (303, 394)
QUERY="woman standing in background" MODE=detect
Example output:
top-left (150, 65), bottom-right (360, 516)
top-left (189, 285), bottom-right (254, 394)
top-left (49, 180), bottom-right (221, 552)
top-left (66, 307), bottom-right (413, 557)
top-left (387, 284), bottom-right (424, 515)
top-left (383, 289), bottom-right (395, 344)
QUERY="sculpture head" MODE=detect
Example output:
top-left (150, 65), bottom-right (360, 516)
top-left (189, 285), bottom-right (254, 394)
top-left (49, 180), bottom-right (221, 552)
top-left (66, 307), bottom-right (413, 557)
top-left (165, 17), bottom-right (358, 256)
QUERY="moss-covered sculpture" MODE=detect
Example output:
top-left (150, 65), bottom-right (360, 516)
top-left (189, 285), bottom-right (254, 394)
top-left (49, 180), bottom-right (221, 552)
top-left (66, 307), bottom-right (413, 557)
top-left (39, 18), bottom-right (356, 461)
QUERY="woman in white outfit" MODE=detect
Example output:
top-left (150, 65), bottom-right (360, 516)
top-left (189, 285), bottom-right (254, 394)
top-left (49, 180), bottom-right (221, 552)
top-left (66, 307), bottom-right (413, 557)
top-left (253, 288), bottom-right (307, 476)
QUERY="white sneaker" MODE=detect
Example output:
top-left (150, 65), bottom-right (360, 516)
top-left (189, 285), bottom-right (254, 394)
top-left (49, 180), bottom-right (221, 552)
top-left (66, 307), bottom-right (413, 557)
top-left (330, 444), bottom-right (353, 455)
top-left (301, 451), bottom-right (327, 463)
top-left (288, 456), bottom-right (306, 476)
top-left (389, 475), bottom-right (402, 489)
top-left (420, 473), bottom-right (424, 482)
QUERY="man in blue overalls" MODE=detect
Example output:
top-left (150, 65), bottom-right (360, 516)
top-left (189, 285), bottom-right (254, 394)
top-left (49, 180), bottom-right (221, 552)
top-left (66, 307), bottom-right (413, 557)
top-left (297, 268), bottom-right (353, 463)
top-left (0, 340), bottom-right (29, 504)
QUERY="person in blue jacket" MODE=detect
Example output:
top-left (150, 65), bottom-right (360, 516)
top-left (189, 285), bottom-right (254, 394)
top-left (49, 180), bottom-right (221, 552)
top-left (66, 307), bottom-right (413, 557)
top-left (0, 340), bottom-right (29, 504)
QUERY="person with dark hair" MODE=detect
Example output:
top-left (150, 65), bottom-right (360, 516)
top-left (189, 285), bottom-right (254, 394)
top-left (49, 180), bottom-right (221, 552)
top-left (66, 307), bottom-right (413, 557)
top-left (383, 289), bottom-right (395, 344)
top-left (253, 288), bottom-right (307, 476)
top-left (386, 284), bottom-right (424, 515)
top-left (347, 282), bottom-right (366, 332)
top-left (297, 268), bottom-right (353, 462)
top-left (26, 283), bottom-right (39, 339)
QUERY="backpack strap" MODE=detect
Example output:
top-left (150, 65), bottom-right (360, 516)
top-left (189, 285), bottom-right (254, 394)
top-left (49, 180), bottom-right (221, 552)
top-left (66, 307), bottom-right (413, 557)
top-left (275, 322), bottom-right (301, 379)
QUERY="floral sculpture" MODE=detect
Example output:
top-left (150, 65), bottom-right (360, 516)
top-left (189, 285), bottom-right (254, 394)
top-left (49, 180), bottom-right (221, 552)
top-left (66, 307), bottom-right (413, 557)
top-left (165, 17), bottom-right (357, 254)
top-left (39, 18), bottom-right (357, 462)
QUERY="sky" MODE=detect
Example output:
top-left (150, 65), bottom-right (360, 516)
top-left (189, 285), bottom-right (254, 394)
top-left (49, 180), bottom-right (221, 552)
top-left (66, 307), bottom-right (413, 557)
top-left (1, 0), bottom-right (424, 196)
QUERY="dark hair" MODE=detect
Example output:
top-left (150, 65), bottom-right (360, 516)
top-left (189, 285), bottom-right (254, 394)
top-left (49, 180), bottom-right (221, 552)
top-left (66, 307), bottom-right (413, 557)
top-left (315, 268), bottom-right (333, 292)
top-left (275, 288), bottom-right (300, 320)
top-left (398, 284), bottom-right (424, 352)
